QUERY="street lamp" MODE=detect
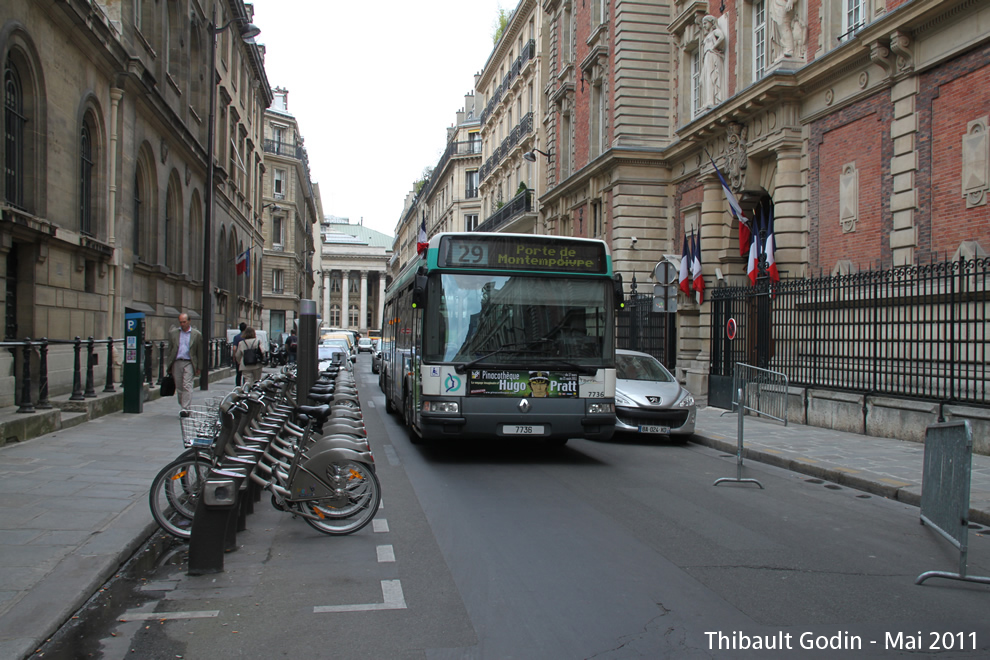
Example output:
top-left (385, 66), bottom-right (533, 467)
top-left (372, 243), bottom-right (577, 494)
top-left (522, 148), bottom-right (550, 162)
top-left (201, 9), bottom-right (261, 389)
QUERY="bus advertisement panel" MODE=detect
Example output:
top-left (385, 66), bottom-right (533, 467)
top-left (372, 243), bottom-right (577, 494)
top-left (381, 232), bottom-right (621, 446)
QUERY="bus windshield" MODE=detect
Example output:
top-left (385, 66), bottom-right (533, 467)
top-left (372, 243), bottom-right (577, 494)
top-left (424, 272), bottom-right (613, 368)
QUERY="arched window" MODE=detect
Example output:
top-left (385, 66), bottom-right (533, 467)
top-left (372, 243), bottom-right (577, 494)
top-left (4, 64), bottom-right (25, 208)
top-left (164, 183), bottom-right (176, 269)
top-left (80, 122), bottom-right (94, 236)
top-left (132, 167), bottom-right (143, 258)
top-left (188, 189), bottom-right (203, 279)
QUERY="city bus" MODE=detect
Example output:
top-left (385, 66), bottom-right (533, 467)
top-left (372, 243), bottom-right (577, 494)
top-left (380, 232), bottom-right (624, 445)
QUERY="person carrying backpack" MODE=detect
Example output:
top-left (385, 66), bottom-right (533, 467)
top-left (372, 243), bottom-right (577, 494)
top-left (234, 326), bottom-right (265, 386)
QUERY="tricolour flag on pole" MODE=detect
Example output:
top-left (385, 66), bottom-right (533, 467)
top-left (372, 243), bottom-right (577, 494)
top-left (747, 213), bottom-right (760, 285)
top-left (679, 233), bottom-right (691, 295)
top-left (236, 248), bottom-right (249, 276)
top-left (708, 153), bottom-right (750, 256)
top-left (765, 204), bottom-right (779, 283)
top-left (691, 230), bottom-right (704, 304)
top-left (416, 219), bottom-right (428, 255)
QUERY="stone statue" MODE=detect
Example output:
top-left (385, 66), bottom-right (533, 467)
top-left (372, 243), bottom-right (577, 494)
top-left (769, 0), bottom-right (806, 62)
top-left (700, 15), bottom-right (725, 108)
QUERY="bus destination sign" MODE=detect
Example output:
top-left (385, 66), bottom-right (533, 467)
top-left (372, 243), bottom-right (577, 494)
top-left (440, 235), bottom-right (607, 274)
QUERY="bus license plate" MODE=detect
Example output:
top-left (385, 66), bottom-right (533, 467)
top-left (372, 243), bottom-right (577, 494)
top-left (504, 425), bottom-right (544, 435)
top-left (639, 425), bottom-right (670, 434)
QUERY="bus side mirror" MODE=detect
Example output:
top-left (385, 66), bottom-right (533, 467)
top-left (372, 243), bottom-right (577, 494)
top-left (412, 269), bottom-right (428, 309)
top-left (613, 273), bottom-right (625, 310)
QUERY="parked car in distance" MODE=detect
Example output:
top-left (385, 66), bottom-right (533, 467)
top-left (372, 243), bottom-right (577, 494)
top-left (357, 337), bottom-right (374, 353)
top-left (613, 349), bottom-right (696, 440)
top-left (371, 349), bottom-right (382, 374)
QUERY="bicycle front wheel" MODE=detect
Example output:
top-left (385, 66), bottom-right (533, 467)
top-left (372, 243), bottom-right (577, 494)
top-left (149, 458), bottom-right (210, 539)
top-left (303, 461), bottom-right (381, 536)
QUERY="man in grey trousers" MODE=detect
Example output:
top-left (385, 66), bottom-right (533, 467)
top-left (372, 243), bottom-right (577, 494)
top-left (166, 312), bottom-right (203, 413)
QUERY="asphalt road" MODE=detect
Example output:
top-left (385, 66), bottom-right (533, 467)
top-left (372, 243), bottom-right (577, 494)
top-left (39, 355), bottom-right (990, 659)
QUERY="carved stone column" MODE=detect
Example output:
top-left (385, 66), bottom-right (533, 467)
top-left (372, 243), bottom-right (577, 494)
top-left (323, 271), bottom-right (331, 323)
top-left (889, 75), bottom-right (919, 266)
top-left (341, 271), bottom-right (350, 329)
top-left (359, 270), bottom-right (369, 333)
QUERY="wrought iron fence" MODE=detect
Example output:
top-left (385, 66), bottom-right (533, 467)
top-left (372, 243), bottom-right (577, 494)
top-left (710, 256), bottom-right (990, 407)
top-left (616, 290), bottom-right (676, 369)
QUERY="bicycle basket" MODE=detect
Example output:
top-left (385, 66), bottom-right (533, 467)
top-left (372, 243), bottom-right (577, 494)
top-left (180, 407), bottom-right (219, 448)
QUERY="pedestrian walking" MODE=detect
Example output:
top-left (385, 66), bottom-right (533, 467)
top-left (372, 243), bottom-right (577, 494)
top-left (233, 326), bottom-right (265, 387)
top-left (166, 312), bottom-right (203, 414)
top-left (286, 328), bottom-right (298, 364)
top-left (232, 322), bottom-right (247, 386)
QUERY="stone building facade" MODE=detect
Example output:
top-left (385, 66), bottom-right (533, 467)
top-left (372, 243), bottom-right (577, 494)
top-left (317, 217), bottom-right (392, 335)
top-left (1, 0), bottom-right (271, 404)
top-left (389, 0), bottom-right (989, 417)
top-left (260, 88), bottom-right (320, 337)
top-left (476, 0), bottom-right (546, 235)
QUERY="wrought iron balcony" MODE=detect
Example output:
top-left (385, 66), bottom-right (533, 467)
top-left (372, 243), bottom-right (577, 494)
top-left (476, 189), bottom-right (532, 233)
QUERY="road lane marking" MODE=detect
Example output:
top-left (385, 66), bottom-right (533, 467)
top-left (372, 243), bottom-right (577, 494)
top-left (119, 610), bottom-right (219, 621)
top-left (373, 518), bottom-right (389, 533)
top-left (377, 544), bottom-right (395, 562)
top-left (313, 580), bottom-right (407, 613)
top-left (384, 444), bottom-right (400, 465)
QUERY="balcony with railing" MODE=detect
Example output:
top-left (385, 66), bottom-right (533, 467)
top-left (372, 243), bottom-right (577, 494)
top-left (263, 139), bottom-right (306, 159)
top-left (480, 39), bottom-right (536, 126)
top-left (479, 112), bottom-right (533, 181)
top-left (476, 189), bottom-right (532, 234)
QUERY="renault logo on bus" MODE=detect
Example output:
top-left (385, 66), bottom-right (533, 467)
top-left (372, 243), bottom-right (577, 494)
top-left (519, 398), bottom-right (530, 413)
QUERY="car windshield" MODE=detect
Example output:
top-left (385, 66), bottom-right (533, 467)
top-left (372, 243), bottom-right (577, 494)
top-left (424, 273), bottom-right (613, 368)
top-left (616, 354), bottom-right (675, 382)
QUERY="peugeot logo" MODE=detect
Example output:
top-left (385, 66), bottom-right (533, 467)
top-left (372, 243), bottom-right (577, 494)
top-left (519, 398), bottom-right (530, 413)
top-left (647, 396), bottom-right (661, 405)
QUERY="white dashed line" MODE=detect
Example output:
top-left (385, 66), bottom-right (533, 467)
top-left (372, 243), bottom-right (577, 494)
top-left (377, 544), bottom-right (395, 562)
top-left (373, 518), bottom-right (389, 533)
top-left (313, 579), bottom-right (407, 613)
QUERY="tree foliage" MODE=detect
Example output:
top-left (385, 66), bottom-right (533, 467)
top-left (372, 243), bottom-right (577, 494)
top-left (493, 6), bottom-right (511, 44)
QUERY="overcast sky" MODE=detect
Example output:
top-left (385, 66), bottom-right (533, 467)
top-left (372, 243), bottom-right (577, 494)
top-left (250, 0), bottom-right (507, 238)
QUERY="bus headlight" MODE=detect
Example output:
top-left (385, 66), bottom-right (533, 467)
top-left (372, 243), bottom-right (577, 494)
top-left (422, 400), bottom-right (459, 414)
top-left (587, 402), bottom-right (614, 414)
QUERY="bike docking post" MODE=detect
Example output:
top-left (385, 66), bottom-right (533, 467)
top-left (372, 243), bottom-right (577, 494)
top-left (714, 387), bottom-right (764, 489)
top-left (916, 420), bottom-right (990, 587)
top-left (187, 469), bottom-right (244, 575)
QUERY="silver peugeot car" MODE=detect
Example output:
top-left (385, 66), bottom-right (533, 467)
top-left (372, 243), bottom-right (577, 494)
top-left (613, 349), bottom-right (697, 439)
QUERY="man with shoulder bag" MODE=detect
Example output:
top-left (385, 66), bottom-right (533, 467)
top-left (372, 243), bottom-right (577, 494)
top-left (166, 312), bottom-right (203, 414)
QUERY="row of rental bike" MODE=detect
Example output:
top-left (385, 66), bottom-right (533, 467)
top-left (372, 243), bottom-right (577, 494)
top-left (148, 359), bottom-right (380, 538)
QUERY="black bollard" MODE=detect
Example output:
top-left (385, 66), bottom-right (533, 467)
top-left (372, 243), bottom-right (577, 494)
top-left (103, 336), bottom-right (116, 392)
top-left (70, 337), bottom-right (85, 401)
top-left (16, 339), bottom-right (35, 413)
top-left (84, 336), bottom-right (97, 397)
top-left (37, 339), bottom-right (51, 409)
top-left (157, 341), bottom-right (166, 385)
top-left (144, 342), bottom-right (153, 385)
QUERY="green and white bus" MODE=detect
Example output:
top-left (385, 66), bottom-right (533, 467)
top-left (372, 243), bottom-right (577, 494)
top-left (381, 232), bottom-right (624, 445)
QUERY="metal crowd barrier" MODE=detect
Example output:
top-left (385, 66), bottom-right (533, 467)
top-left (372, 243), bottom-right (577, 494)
top-left (731, 362), bottom-right (789, 425)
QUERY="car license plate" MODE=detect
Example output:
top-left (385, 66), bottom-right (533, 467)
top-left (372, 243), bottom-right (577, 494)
top-left (503, 425), bottom-right (544, 435)
top-left (639, 425), bottom-right (670, 434)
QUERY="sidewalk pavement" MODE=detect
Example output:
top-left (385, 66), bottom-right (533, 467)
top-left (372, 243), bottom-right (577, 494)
top-left (0, 377), bottom-right (237, 660)
top-left (2, 389), bottom-right (989, 660)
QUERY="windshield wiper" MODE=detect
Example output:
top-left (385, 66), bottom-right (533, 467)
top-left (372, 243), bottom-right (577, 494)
top-left (454, 338), bottom-right (552, 373)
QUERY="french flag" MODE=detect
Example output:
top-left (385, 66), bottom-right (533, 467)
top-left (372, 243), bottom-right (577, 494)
top-left (679, 233), bottom-right (691, 295)
top-left (235, 248), bottom-right (249, 276)
top-left (691, 231), bottom-right (704, 304)
top-left (747, 218), bottom-right (760, 285)
top-left (765, 205), bottom-right (779, 283)
top-left (708, 153), bottom-right (749, 256)
top-left (416, 219), bottom-right (428, 255)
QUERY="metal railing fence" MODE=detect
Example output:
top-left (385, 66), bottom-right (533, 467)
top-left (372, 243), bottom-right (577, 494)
top-left (4, 336), bottom-right (233, 413)
top-left (710, 255), bottom-right (989, 407)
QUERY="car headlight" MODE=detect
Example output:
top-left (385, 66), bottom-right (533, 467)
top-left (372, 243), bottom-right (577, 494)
top-left (677, 394), bottom-right (695, 408)
top-left (614, 391), bottom-right (634, 406)
top-left (587, 402), bottom-right (614, 414)
top-left (422, 400), bottom-right (459, 414)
